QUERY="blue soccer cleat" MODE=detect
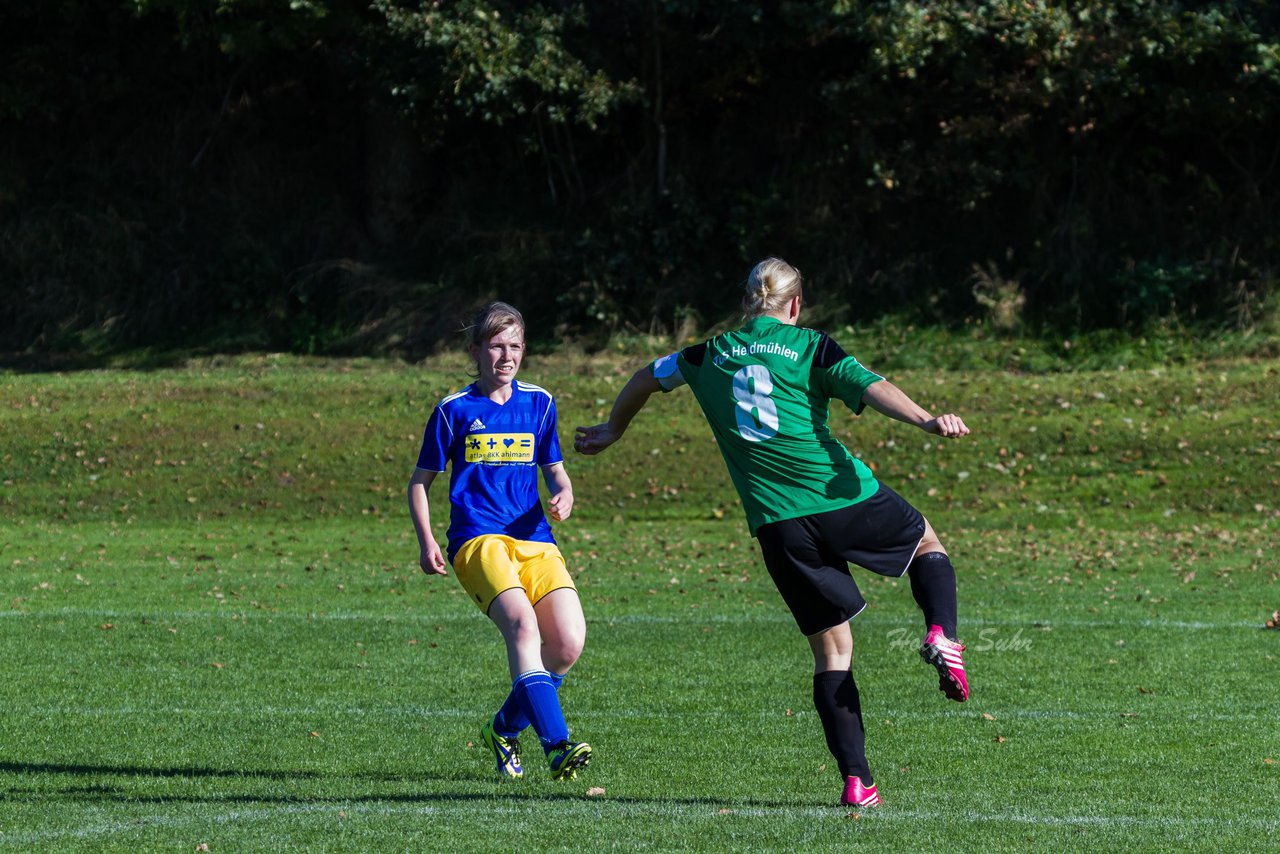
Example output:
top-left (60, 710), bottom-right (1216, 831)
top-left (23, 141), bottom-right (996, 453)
top-left (548, 740), bottom-right (592, 781)
top-left (481, 720), bottom-right (523, 779)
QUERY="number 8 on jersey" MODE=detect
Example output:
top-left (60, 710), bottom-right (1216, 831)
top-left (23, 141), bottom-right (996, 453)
top-left (733, 365), bottom-right (779, 442)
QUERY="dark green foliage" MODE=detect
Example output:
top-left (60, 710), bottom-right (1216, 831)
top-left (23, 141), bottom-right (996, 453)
top-left (2, 1), bottom-right (1278, 361)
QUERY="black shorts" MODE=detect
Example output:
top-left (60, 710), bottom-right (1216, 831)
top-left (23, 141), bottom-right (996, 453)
top-left (756, 483), bottom-right (926, 636)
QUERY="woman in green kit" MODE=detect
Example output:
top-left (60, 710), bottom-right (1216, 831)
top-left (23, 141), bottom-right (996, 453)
top-left (574, 257), bottom-right (972, 808)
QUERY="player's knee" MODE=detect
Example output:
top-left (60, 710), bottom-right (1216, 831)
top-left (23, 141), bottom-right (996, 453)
top-left (546, 627), bottom-right (585, 669)
top-left (916, 530), bottom-right (947, 558)
top-left (916, 522), bottom-right (946, 556)
top-left (544, 647), bottom-right (580, 674)
top-left (506, 612), bottom-right (542, 647)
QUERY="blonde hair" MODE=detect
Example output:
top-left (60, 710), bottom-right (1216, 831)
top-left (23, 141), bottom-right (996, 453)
top-left (741, 257), bottom-right (803, 318)
top-left (466, 301), bottom-right (525, 348)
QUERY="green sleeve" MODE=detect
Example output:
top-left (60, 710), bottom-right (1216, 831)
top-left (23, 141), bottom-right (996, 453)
top-left (821, 356), bottom-right (883, 415)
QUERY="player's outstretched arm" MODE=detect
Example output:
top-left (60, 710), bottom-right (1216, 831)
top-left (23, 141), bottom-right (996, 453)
top-left (862, 380), bottom-right (971, 439)
top-left (407, 469), bottom-right (448, 575)
top-left (574, 366), bottom-right (663, 455)
top-left (542, 462), bottom-right (574, 521)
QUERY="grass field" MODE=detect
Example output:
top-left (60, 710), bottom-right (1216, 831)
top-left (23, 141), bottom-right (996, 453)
top-left (1, 349), bottom-right (1278, 851)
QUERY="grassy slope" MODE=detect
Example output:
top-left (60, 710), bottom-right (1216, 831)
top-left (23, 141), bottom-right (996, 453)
top-left (1, 352), bottom-right (1278, 850)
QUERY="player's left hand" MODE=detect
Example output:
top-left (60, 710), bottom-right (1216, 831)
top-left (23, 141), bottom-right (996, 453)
top-left (548, 490), bottom-right (574, 521)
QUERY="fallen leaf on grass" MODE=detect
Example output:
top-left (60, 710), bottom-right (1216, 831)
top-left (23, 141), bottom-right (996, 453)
top-left (309, 731), bottom-right (320, 738)
top-left (716, 808), bottom-right (733, 815)
top-left (1264, 758), bottom-right (1275, 765)
top-left (982, 712), bottom-right (996, 721)
top-left (586, 787), bottom-right (607, 797)
top-left (196, 845), bottom-right (210, 852)
top-left (1137, 686), bottom-right (1152, 694)
top-left (1265, 611), bottom-right (1279, 630)
top-left (209, 662), bottom-right (224, 669)
top-left (785, 708), bottom-right (794, 717)
top-left (99, 623), bottom-right (114, 630)
top-left (993, 735), bottom-right (1007, 743)
top-left (844, 812), bottom-right (862, 820)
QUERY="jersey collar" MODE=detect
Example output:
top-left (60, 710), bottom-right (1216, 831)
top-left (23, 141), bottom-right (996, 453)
top-left (468, 381), bottom-right (519, 406)
top-left (743, 315), bottom-right (786, 333)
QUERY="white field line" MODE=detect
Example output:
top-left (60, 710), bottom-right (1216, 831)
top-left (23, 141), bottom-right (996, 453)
top-left (0, 607), bottom-right (1258, 632)
top-left (3, 799), bottom-right (1276, 846)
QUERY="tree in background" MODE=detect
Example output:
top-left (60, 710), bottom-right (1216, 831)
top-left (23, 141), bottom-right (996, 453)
top-left (1, 1), bottom-right (1276, 361)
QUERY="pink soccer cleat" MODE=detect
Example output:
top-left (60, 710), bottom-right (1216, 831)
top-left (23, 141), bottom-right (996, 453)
top-left (840, 776), bottom-right (882, 808)
top-left (920, 624), bottom-right (969, 702)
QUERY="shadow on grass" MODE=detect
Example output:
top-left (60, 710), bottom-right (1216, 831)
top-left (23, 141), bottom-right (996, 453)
top-left (8, 790), bottom-right (810, 811)
top-left (0, 760), bottom-right (321, 781)
top-left (0, 760), bottom-right (807, 810)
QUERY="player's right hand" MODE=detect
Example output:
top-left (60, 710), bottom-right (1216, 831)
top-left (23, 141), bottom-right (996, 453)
top-left (573, 423), bottom-right (620, 455)
top-left (929, 413), bottom-right (971, 438)
top-left (420, 543), bottom-right (447, 575)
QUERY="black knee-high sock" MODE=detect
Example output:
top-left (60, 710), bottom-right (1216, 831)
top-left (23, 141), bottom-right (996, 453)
top-left (908, 551), bottom-right (958, 639)
top-left (812, 671), bottom-right (871, 785)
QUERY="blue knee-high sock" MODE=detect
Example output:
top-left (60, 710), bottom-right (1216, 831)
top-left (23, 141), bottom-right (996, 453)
top-left (508, 670), bottom-right (570, 753)
top-left (493, 671), bottom-right (565, 737)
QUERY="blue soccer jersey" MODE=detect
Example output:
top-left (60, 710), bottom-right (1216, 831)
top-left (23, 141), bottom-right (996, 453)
top-left (416, 380), bottom-right (563, 563)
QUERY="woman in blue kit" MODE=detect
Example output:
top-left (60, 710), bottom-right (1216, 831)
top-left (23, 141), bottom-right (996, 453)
top-left (407, 301), bottom-right (591, 781)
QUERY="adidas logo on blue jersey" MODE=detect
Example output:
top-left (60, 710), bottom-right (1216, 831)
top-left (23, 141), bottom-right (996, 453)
top-left (468, 418), bottom-right (486, 432)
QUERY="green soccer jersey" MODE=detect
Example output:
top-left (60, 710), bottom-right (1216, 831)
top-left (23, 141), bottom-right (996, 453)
top-left (651, 316), bottom-right (884, 535)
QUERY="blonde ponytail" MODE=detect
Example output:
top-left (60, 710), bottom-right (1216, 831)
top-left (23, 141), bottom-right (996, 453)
top-left (742, 257), bottom-right (803, 318)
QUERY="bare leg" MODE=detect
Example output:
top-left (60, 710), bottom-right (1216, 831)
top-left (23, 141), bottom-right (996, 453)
top-left (914, 517), bottom-right (947, 557)
top-left (533, 588), bottom-right (586, 676)
top-left (807, 622), bottom-right (852, 674)
top-left (487, 588), bottom-right (546, 679)
top-left (485, 588), bottom-right (577, 752)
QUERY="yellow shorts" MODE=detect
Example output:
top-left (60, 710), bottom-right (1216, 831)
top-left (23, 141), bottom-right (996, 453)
top-left (453, 535), bottom-right (575, 614)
